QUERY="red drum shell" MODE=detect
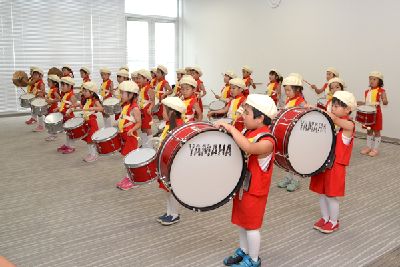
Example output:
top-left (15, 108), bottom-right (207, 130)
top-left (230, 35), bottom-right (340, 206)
top-left (356, 109), bottom-right (377, 126)
top-left (64, 118), bottom-right (89, 140)
top-left (124, 149), bottom-right (158, 185)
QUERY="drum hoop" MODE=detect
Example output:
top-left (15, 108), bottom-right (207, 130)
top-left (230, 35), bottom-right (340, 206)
top-left (209, 100), bottom-right (225, 111)
top-left (45, 113), bottom-right (63, 124)
top-left (124, 149), bottom-right (157, 168)
top-left (157, 121), bottom-right (247, 212)
top-left (97, 148), bottom-right (121, 156)
top-left (92, 128), bottom-right (119, 143)
top-left (103, 97), bottom-right (121, 106)
top-left (356, 108), bottom-right (377, 114)
top-left (63, 118), bottom-right (86, 130)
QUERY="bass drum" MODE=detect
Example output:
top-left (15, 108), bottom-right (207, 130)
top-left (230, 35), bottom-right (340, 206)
top-left (157, 121), bottom-right (246, 212)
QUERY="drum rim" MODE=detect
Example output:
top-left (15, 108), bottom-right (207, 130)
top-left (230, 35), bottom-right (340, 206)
top-left (20, 94), bottom-right (36, 99)
top-left (356, 106), bottom-right (377, 114)
top-left (124, 148), bottom-right (157, 168)
top-left (63, 117), bottom-right (86, 130)
top-left (44, 112), bottom-right (64, 123)
top-left (157, 121), bottom-right (246, 212)
top-left (209, 100), bottom-right (226, 111)
top-left (92, 127), bottom-right (120, 143)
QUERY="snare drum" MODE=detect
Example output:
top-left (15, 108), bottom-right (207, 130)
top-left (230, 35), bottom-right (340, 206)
top-left (151, 98), bottom-right (161, 114)
top-left (214, 118), bottom-right (234, 125)
top-left (63, 117), bottom-right (89, 140)
top-left (270, 107), bottom-right (336, 177)
top-left (356, 105), bottom-right (377, 126)
top-left (31, 98), bottom-right (49, 116)
top-left (20, 93), bottom-right (36, 108)
top-left (316, 98), bottom-right (329, 111)
top-left (44, 113), bottom-right (64, 134)
top-left (157, 121), bottom-right (246, 212)
top-left (92, 127), bottom-right (122, 156)
top-left (124, 148), bottom-right (158, 185)
top-left (209, 100), bottom-right (226, 118)
top-left (73, 89), bottom-right (82, 102)
top-left (103, 97), bottom-right (121, 115)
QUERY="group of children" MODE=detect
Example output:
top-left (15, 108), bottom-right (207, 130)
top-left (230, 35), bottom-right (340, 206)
top-left (21, 64), bottom-right (388, 267)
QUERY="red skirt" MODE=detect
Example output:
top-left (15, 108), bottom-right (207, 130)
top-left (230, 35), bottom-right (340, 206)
top-left (243, 89), bottom-right (250, 97)
top-left (231, 191), bottom-right (269, 230)
top-left (120, 131), bottom-right (138, 156)
top-left (114, 113), bottom-right (120, 121)
top-left (82, 119), bottom-right (99, 143)
top-left (155, 103), bottom-right (164, 118)
top-left (141, 107), bottom-right (152, 129)
top-left (309, 162), bottom-right (346, 197)
top-left (363, 109), bottom-right (382, 131)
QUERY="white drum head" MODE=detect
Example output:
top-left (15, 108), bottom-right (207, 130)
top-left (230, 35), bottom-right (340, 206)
top-left (31, 98), bottom-right (47, 107)
top-left (73, 89), bottom-right (81, 94)
top-left (318, 98), bottom-right (329, 105)
top-left (215, 118), bottom-right (233, 124)
top-left (287, 111), bottom-right (334, 175)
top-left (92, 127), bottom-right (118, 141)
top-left (64, 117), bottom-right (85, 128)
top-left (169, 130), bottom-right (244, 209)
top-left (103, 97), bottom-right (120, 105)
top-left (357, 105), bottom-right (376, 112)
top-left (209, 100), bottom-right (226, 110)
top-left (45, 113), bottom-right (63, 123)
top-left (125, 148), bottom-right (156, 165)
top-left (21, 93), bottom-right (35, 100)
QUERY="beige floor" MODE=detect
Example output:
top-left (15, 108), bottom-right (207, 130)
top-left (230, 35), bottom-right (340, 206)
top-left (0, 114), bottom-right (399, 267)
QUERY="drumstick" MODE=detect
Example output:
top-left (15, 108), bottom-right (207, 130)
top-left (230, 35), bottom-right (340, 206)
top-left (210, 89), bottom-right (217, 96)
top-left (19, 87), bottom-right (26, 94)
top-left (351, 118), bottom-right (371, 130)
top-left (303, 80), bottom-right (312, 86)
top-left (253, 83), bottom-right (263, 85)
top-left (128, 133), bottom-right (141, 140)
top-left (72, 108), bottom-right (89, 111)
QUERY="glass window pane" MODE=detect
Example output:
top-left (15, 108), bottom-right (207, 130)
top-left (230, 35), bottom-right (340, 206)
top-left (127, 21), bottom-right (149, 73)
top-left (125, 0), bottom-right (177, 17)
top-left (155, 22), bottom-right (175, 82)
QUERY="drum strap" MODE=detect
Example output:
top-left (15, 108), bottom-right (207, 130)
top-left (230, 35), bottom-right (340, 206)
top-left (182, 114), bottom-right (195, 119)
top-left (120, 115), bottom-right (136, 129)
top-left (62, 99), bottom-right (72, 105)
top-left (140, 99), bottom-right (151, 107)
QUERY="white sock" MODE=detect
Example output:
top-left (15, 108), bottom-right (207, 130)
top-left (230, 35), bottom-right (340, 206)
top-left (326, 196), bottom-right (339, 226)
top-left (38, 116), bottom-right (44, 126)
top-left (319, 194), bottom-right (329, 223)
top-left (141, 133), bottom-right (148, 148)
top-left (32, 114), bottom-right (38, 120)
top-left (169, 193), bottom-right (179, 219)
top-left (367, 135), bottom-right (373, 148)
top-left (166, 191), bottom-right (171, 216)
top-left (246, 230), bottom-right (261, 262)
top-left (69, 139), bottom-right (75, 149)
top-left (287, 172), bottom-right (293, 181)
top-left (374, 137), bottom-right (381, 151)
top-left (65, 136), bottom-right (70, 147)
top-left (239, 227), bottom-right (248, 254)
top-left (106, 117), bottom-right (111, 127)
top-left (147, 134), bottom-right (153, 148)
top-left (88, 144), bottom-right (96, 156)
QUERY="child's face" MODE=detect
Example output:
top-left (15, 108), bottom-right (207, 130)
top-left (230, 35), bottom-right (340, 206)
top-left (80, 71), bottom-right (87, 79)
top-left (186, 69), bottom-right (191, 75)
top-left (177, 73), bottom-right (183, 80)
top-left (47, 79), bottom-right (54, 88)
top-left (284, 85), bottom-right (296, 99)
top-left (151, 72), bottom-right (156, 78)
top-left (133, 77), bottom-right (138, 83)
top-left (223, 75), bottom-right (230, 84)
top-left (181, 84), bottom-right (195, 98)
top-left (32, 72), bottom-right (40, 79)
top-left (191, 71), bottom-right (200, 79)
top-left (62, 68), bottom-right (70, 76)
top-left (331, 101), bottom-right (351, 118)
top-left (326, 71), bottom-right (335, 81)
top-left (369, 76), bottom-right (379, 88)
top-left (82, 89), bottom-right (92, 98)
top-left (101, 72), bottom-right (110, 81)
top-left (269, 73), bottom-right (276, 82)
top-left (156, 69), bottom-right (164, 80)
top-left (121, 91), bottom-right (130, 103)
top-left (117, 75), bottom-right (124, 83)
top-left (242, 69), bottom-right (250, 78)
top-left (61, 82), bottom-right (71, 92)
top-left (243, 104), bottom-right (261, 130)
top-left (330, 82), bottom-right (342, 95)
top-left (137, 75), bottom-right (147, 85)
top-left (162, 105), bottom-right (170, 121)
top-left (230, 85), bottom-right (243, 97)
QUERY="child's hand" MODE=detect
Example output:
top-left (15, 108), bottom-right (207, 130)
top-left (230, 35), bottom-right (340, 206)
top-left (213, 121), bottom-right (232, 133)
top-left (311, 85), bottom-right (317, 90)
top-left (207, 111), bottom-right (213, 118)
top-left (45, 99), bottom-right (51, 104)
top-left (88, 107), bottom-right (95, 111)
top-left (357, 101), bottom-right (365, 105)
top-left (303, 104), bottom-right (315, 109)
top-left (147, 109), bottom-right (152, 115)
top-left (54, 108), bottom-right (59, 112)
top-left (127, 129), bottom-right (134, 137)
top-left (113, 123), bottom-right (118, 127)
top-left (215, 95), bottom-right (220, 99)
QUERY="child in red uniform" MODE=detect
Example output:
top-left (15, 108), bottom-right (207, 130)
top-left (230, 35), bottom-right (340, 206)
top-left (24, 66), bottom-right (39, 124)
top-left (311, 67), bottom-right (339, 99)
top-left (99, 67), bottom-right (114, 127)
top-left (72, 82), bottom-right (103, 162)
top-left (44, 75), bottom-right (61, 141)
top-left (55, 77), bottom-right (77, 154)
top-left (73, 67), bottom-right (91, 105)
top-left (207, 78), bottom-right (247, 132)
top-left (62, 65), bottom-right (74, 78)
top-left (215, 70), bottom-right (237, 103)
top-left (154, 65), bottom-right (173, 119)
top-left (308, 91), bottom-right (357, 233)
top-left (358, 71), bottom-right (389, 157)
top-left (120, 65), bottom-right (129, 72)
top-left (137, 69), bottom-right (155, 147)
top-left (185, 66), bottom-right (192, 75)
top-left (215, 94), bottom-right (277, 267)
top-left (266, 69), bottom-right (282, 105)
top-left (325, 78), bottom-right (347, 113)
top-left (242, 65), bottom-right (256, 97)
top-left (180, 75), bottom-right (202, 122)
top-left (115, 81), bottom-right (142, 190)
top-left (31, 69), bottom-right (46, 132)
top-left (131, 71), bottom-right (139, 84)
top-left (277, 76), bottom-right (307, 192)
top-left (114, 69), bottom-right (130, 121)
top-left (191, 67), bottom-right (207, 112)
top-left (156, 97), bottom-right (186, 225)
top-left (150, 67), bottom-right (157, 89)
top-left (175, 69), bottom-right (186, 98)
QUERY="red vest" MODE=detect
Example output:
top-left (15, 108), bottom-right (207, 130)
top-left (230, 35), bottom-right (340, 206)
top-left (48, 87), bottom-right (59, 110)
top-left (284, 94), bottom-right (306, 108)
top-left (139, 83), bottom-right (152, 109)
top-left (33, 79), bottom-right (45, 97)
top-left (120, 101), bottom-right (139, 133)
top-left (334, 116), bottom-right (355, 166)
top-left (195, 78), bottom-right (203, 94)
top-left (60, 91), bottom-right (75, 117)
top-left (82, 97), bottom-right (99, 120)
top-left (182, 95), bottom-right (198, 122)
top-left (155, 78), bottom-right (168, 99)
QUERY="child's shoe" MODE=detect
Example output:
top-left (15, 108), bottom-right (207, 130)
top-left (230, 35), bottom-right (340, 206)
top-left (286, 180), bottom-right (300, 192)
top-left (320, 221), bottom-right (339, 234)
top-left (161, 215), bottom-right (180, 225)
top-left (223, 248), bottom-right (246, 266)
top-left (313, 218), bottom-right (328, 230)
top-left (369, 149), bottom-right (379, 157)
top-left (157, 213), bottom-right (168, 223)
top-left (117, 177), bottom-right (129, 188)
top-left (62, 147), bottom-right (75, 154)
top-left (278, 177), bottom-right (291, 188)
top-left (120, 179), bottom-right (139, 190)
top-left (57, 145), bottom-right (68, 151)
top-left (361, 147), bottom-right (372, 155)
top-left (84, 155), bottom-right (98, 162)
top-left (25, 118), bottom-right (37, 124)
top-left (45, 135), bottom-right (58, 141)
top-left (231, 254), bottom-right (261, 267)
top-left (33, 125), bottom-right (45, 132)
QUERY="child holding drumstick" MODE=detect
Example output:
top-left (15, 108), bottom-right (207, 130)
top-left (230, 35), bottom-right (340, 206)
top-left (175, 69), bottom-right (186, 98)
top-left (99, 67), bottom-right (114, 127)
top-left (311, 67), bottom-right (339, 99)
top-left (180, 75), bottom-right (202, 122)
top-left (215, 70), bottom-right (236, 103)
top-left (242, 65), bottom-right (256, 97)
top-left (137, 69), bottom-right (155, 148)
top-left (44, 75), bottom-right (61, 141)
top-left (267, 69), bottom-right (282, 105)
top-left (326, 78), bottom-right (347, 112)
top-left (62, 65), bottom-right (74, 78)
top-left (31, 69), bottom-right (46, 132)
top-left (191, 67), bottom-right (207, 112)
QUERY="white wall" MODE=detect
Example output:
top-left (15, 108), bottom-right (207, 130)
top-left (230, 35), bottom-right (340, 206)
top-left (182, 0), bottom-right (400, 139)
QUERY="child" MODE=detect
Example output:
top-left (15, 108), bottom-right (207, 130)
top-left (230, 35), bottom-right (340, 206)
top-left (62, 65), bottom-right (74, 78)
top-left (207, 78), bottom-right (246, 132)
top-left (214, 94), bottom-right (277, 267)
top-left (154, 65), bottom-right (173, 119)
top-left (157, 97), bottom-right (186, 225)
top-left (73, 82), bottom-right (103, 162)
top-left (175, 69), bottom-right (186, 98)
top-left (358, 71), bottom-right (389, 157)
top-left (99, 67), bottom-right (114, 127)
top-left (120, 66), bottom-right (129, 72)
top-left (114, 69), bottom-right (130, 121)
top-left (267, 69), bottom-right (282, 105)
top-left (31, 69), bottom-right (46, 132)
top-left (115, 81), bottom-right (142, 190)
top-left (185, 66), bottom-right (192, 75)
top-left (44, 75), bottom-right (61, 141)
top-left (180, 75), bottom-right (202, 122)
top-left (55, 77), bottom-right (77, 154)
top-left (150, 67), bottom-right (157, 89)
top-left (308, 91), bottom-right (356, 233)
top-left (277, 76), bottom-right (306, 192)
top-left (24, 66), bottom-right (39, 124)
top-left (131, 71), bottom-right (139, 84)
top-left (311, 67), bottom-right (339, 99)
top-left (191, 67), bottom-right (206, 112)
top-left (74, 67), bottom-right (91, 104)
top-left (242, 65), bottom-right (256, 97)
top-left (137, 69), bottom-right (155, 147)
top-left (325, 78), bottom-right (346, 112)
top-left (215, 70), bottom-right (237, 103)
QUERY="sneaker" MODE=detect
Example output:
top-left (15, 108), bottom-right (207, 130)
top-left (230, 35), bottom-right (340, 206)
top-left (120, 179), bottom-right (139, 190)
top-left (369, 149), bottom-right (379, 157)
top-left (57, 145), bottom-right (68, 151)
top-left (117, 177), bottom-right (129, 188)
top-left (84, 155), bottom-right (98, 162)
top-left (223, 248), bottom-right (246, 266)
top-left (161, 215), bottom-right (180, 226)
top-left (83, 154), bottom-right (91, 161)
top-left (287, 180), bottom-right (300, 192)
top-left (231, 254), bottom-right (261, 267)
top-left (361, 147), bottom-right (372, 155)
top-left (25, 118), bottom-right (37, 124)
top-left (278, 177), bottom-right (291, 188)
top-left (320, 221), bottom-right (339, 234)
top-left (157, 213), bottom-right (168, 223)
top-left (33, 125), bottom-right (45, 132)
top-left (313, 218), bottom-right (328, 230)
top-left (45, 135), bottom-right (58, 141)
top-left (62, 147), bottom-right (75, 154)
